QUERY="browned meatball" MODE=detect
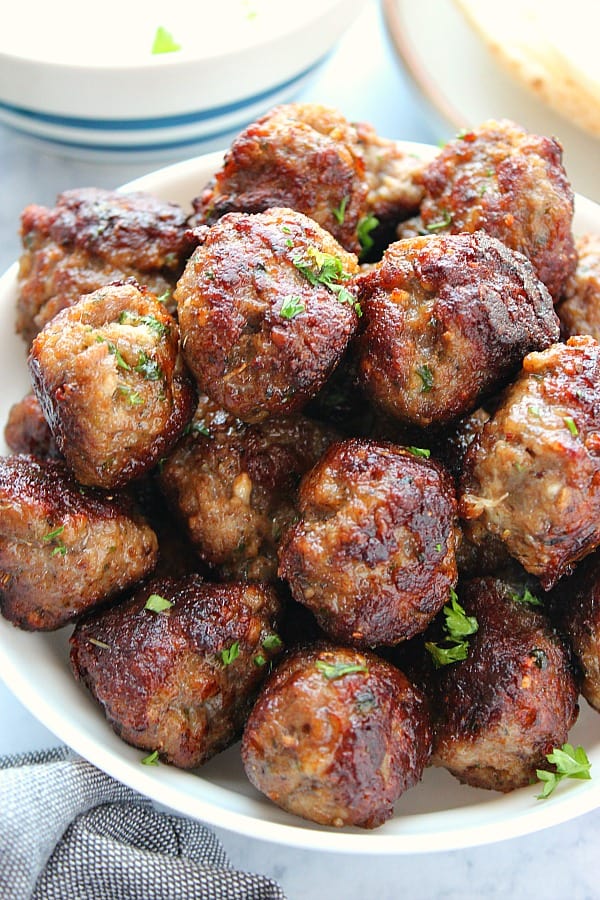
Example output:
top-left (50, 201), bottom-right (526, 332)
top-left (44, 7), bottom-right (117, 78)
top-left (354, 121), bottom-right (426, 225)
top-left (278, 438), bottom-right (459, 646)
top-left (70, 576), bottom-right (283, 768)
top-left (29, 281), bottom-right (196, 489)
top-left (17, 187), bottom-right (193, 343)
top-left (175, 208), bottom-right (360, 423)
top-left (417, 119), bottom-right (576, 301)
top-left (192, 103), bottom-right (370, 255)
top-left (4, 393), bottom-right (60, 459)
top-left (428, 578), bottom-right (579, 791)
top-left (241, 643), bottom-right (432, 829)
top-left (0, 454), bottom-right (158, 630)
top-left (158, 395), bottom-right (337, 582)
top-left (356, 231), bottom-right (559, 429)
top-left (550, 551), bottom-right (600, 712)
top-left (460, 336), bottom-right (600, 590)
top-left (558, 234), bottom-right (600, 338)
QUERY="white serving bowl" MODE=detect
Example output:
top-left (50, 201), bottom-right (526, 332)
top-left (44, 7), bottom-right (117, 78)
top-left (1, 145), bottom-right (600, 853)
top-left (0, 0), bottom-right (367, 160)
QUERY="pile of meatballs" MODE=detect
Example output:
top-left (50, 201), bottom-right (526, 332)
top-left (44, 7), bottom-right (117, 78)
top-left (2, 103), bottom-right (600, 831)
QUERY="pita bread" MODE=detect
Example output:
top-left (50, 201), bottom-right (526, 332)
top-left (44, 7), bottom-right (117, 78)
top-left (454, 0), bottom-right (600, 138)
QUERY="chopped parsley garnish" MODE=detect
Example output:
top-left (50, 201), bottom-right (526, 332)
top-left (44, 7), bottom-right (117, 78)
top-left (425, 210), bottom-right (452, 232)
top-left (96, 336), bottom-right (131, 371)
top-left (293, 246), bottom-right (362, 316)
top-left (116, 384), bottom-right (144, 406)
top-left (416, 364), bottom-right (434, 392)
top-left (435, 543), bottom-right (442, 552)
top-left (279, 296), bottom-right (305, 320)
top-left (425, 588), bottom-right (478, 668)
top-left (536, 743), bottom-right (592, 799)
top-left (43, 524), bottom-right (67, 557)
top-left (118, 310), bottom-right (170, 337)
top-left (144, 593), bottom-right (173, 613)
top-left (253, 653), bottom-right (267, 667)
top-left (221, 641), bottom-right (240, 666)
top-left (357, 214), bottom-right (379, 254)
top-left (315, 660), bottom-right (369, 680)
top-left (509, 587), bottom-right (543, 607)
top-left (564, 416), bottom-right (579, 436)
top-left (407, 446), bottom-right (431, 458)
top-left (141, 750), bottom-right (160, 766)
top-left (262, 634), bottom-right (283, 651)
top-left (134, 352), bottom-right (163, 381)
top-left (151, 26), bottom-right (181, 55)
top-left (332, 196), bottom-right (349, 225)
top-left (189, 420), bottom-right (211, 437)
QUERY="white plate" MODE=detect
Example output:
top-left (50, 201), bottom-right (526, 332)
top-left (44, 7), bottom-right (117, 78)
top-left (0, 146), bottom-right (599, 854)
top-left (382, 0), bottom-right (600, 203)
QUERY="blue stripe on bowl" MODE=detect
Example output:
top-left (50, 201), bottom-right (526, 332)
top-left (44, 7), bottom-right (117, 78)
top-left (0, 56), bottom-right (327, 132)
top-left (5, 116), bottom-right (249, 155)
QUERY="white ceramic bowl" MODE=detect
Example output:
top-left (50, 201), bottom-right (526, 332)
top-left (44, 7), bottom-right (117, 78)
top-left (0, 0), bottom-right (367, 160)
top-left (1, 145), bottom-right (599, 853)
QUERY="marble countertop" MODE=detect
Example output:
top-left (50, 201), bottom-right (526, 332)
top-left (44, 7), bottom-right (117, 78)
top-left (1, 3), bottom-right (599, 897)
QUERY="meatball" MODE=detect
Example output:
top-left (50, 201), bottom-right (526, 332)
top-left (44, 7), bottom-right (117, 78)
top-left (460, 336), bottom-right (600, 590)
top-left (557, 233), bottom-right (600, 338)
top-left (192, 103), bottom-right (370, 255)
top-left (353, 119), bottom-right (426, 247)
top-left (175, 208), bottom-right (360, 423)
top-left (417, 119), bottom-right (576, 301)
top-left (158, 395), bottom-right (337, 582)
top-left (241, 643), bottom-right (432, 829)
top-left (428, 577), bottom-right (579, 791)
top-left (17, 187), bottom-right (193, 343)
top-left (4, 392), bottom-right (60, 459)
top-left (356, 231), bottom-right (559, 429)
top-left (0, 454), bottom-right (158, 631)
top-left (278, 438), bottom-right (459, 646)
top-left (70, 576), bottom-right (283, 768)
top-left (29, 281), bottom-right (196, 489)
top-left (551, 551), bottom-right (600, 712)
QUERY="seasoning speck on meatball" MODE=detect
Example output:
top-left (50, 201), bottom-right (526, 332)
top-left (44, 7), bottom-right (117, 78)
top-left (241, 643), bottom-right (432, 828)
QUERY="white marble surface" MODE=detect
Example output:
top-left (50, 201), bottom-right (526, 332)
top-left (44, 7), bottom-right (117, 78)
top-left (1, 3), bottom-right (600, 898)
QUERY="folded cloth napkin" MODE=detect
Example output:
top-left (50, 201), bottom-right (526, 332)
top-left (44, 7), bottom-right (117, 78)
top-left (0, 747), bottom-right (286, 900)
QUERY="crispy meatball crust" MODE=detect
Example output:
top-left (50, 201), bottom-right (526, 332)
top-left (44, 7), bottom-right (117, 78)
top-left (70, 576), bottom-right (283, 768)
top-left (551, 552), bottom-right (600, 712)
top-left (4, 393), bottom-right (60, 459)
top-left (460, 336), bottom-right (600, 590)
top-left (241, 644), bottom-right (432, 828)
top-left (0, 454), bottom-right (158, 631)
top-left (278, 438), bottom-right (459, 646)
top-left (558, 233), bottom-right (600, 339)
top-left (429, 578), bottom-right (579, 791)
top-left (159, 395), bottom-right (338, 582)
top-left (29, 281), bottom-right (196, 489)
top-left (417, 119), bottom-right (576, 301)
top-left (175, 208), bottom-right (360, 423)
top-left (356, 231), bottom-right (559, 428)
top-left (192, 103), bottom-right (369, 255)
top-left (17, 187), bottom-right (193, 343)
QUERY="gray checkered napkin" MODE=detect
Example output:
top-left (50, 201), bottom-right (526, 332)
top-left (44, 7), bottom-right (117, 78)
top-left (0, 747), bottom-right (286, 899)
